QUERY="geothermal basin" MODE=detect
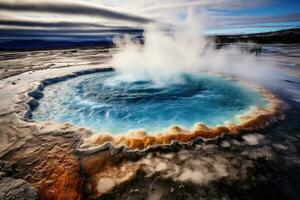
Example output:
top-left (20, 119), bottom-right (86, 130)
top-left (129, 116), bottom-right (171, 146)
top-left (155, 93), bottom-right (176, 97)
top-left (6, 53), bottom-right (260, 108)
top-left (1, 43), bottom-right (299, 200)
top-left (32, 71), bottom-right (270, 137)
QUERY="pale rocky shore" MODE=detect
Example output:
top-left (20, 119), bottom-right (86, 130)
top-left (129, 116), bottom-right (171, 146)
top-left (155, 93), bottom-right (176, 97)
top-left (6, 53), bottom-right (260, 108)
top-left (0, 47), bottom-right (119, 199)
top-left (0, 45), bottom-right (300, 200)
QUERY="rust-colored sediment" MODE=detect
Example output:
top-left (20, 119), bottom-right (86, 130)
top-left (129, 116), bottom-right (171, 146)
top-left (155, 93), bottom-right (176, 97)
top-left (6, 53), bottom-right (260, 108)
top-left (0, 75), bottom-right (284, 200)
top-left (80, 151), bottom-right (139, 198)
top-left (0, 121), bottom-right (84, 200)
top-left (78, 87), bottom-right (284, 199)
top-left (81, 87), bottom-right (283, 151)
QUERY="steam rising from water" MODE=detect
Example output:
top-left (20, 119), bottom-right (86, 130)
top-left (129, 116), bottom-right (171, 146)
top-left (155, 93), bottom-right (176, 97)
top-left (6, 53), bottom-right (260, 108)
top-left (30, 10), bottom-right (283, 152)
top-left (110, 11), bottom-right (278, 86)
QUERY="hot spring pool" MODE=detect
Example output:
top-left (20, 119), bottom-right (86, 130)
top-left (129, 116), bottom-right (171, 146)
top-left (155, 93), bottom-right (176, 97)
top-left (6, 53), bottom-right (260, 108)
top-left (32, 71), bottom-right (268, 134)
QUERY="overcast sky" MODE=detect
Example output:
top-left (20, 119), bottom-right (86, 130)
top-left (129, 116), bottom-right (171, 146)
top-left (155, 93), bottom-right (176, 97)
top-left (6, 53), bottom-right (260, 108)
top-left (0, 0), bottom-right (299, 39)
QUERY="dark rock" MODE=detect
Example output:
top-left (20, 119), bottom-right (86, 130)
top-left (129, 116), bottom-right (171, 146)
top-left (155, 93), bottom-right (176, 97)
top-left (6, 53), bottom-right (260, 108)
top-left (0, 161), bottom-right (16, 179)
top-left (0, 161), bottom-right (39, 200)
top-left (28, 90), bottom-right (44, 99)
top-left (0, 177), bottom-right (39, 200)
top-left (27, 99), bottom-right (39, 110)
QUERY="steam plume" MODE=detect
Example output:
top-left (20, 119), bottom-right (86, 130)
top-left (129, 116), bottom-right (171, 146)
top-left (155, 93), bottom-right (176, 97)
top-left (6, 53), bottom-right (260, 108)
top-left (110, 9), bottom-right (279, 86)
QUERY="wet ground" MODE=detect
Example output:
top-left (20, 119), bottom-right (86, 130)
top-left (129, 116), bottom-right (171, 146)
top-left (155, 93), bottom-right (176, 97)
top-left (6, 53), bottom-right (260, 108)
top-left (0, 47), bottom-right (116, 79)
top-left (93, 43), bottom-right (300, 200)
top-left (98, 108), bottom-right (300, 200)
top-left (0, 43), bottom-right (299, 200)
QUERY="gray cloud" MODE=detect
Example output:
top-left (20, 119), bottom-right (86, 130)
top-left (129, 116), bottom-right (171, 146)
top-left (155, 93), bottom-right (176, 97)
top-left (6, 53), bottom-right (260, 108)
top-left (0, 0), bottom-right (152, 24)
top-left (220, 13), bottom-right (300, 25)
top-left (0, 27), bottom-right (143, 35)
top-left (0, 0), bottom-right (298, 39)
top-left (142, 0), bottom-right (270, 13)
top-left (0, 19), bottom-right (135, 29)
top-left (207, 13), bottom-right (300, 29)
top-left (0, 27), bottom-right (143, 40)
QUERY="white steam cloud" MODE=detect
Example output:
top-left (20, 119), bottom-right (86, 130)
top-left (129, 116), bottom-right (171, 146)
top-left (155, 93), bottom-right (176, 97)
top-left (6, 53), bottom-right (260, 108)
top-left (110, 9), bottom-right (279, 86)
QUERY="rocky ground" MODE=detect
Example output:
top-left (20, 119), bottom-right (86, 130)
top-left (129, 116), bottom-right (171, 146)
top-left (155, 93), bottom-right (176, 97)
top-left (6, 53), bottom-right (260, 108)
top-left (0, 47), bottom-right (115, 80)
top-left (0, 47), bottom-right (116, 199)
top-left (0, 44), bottom-right (299, 200)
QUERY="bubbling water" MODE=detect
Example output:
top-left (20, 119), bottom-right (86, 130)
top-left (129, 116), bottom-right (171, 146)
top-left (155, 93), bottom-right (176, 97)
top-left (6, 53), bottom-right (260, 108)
top-left (32, 71), bottom-right (267, 134)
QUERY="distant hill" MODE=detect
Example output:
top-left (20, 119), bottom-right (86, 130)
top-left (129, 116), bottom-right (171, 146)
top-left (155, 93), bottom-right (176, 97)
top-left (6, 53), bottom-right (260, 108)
top-left (0, 28), bottom-right (299, 51)
top-left (0, 38), bottom-right (115, 51)
top-left (214, 28), bottom-right (300, 44)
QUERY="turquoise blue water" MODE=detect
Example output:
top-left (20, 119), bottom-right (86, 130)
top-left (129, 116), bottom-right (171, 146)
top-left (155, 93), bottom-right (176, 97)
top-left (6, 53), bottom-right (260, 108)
top-left (32, 72), bottom-right (267, 134)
